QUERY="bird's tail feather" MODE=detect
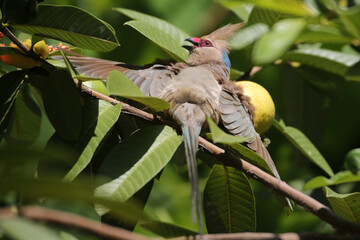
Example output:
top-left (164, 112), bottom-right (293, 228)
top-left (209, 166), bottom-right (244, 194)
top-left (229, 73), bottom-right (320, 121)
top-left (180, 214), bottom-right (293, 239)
top-left (181, 124), bottom-right (203, 233)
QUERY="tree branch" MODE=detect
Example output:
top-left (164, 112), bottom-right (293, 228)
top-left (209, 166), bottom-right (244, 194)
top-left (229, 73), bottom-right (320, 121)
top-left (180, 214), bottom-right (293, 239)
top-left (0, 206), bottom-right (149, 240)
top-left (0, 206), bottom-right (358, 240)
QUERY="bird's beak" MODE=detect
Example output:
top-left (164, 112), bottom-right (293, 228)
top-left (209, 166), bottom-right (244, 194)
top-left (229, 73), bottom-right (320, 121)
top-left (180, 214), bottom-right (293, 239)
top-left (182, 37), bottom-right (201, 51)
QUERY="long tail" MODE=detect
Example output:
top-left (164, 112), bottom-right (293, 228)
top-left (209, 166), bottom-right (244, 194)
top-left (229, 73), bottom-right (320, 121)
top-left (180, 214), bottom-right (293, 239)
top-left (181, 124), bottom-right (203, 233)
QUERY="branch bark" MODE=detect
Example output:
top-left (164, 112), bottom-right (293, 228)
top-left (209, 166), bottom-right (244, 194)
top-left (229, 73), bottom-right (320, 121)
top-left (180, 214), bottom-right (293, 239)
top-left (0, 206), bottom-right (358, 240)
top-left (0, 206), bottom-right (149, 240)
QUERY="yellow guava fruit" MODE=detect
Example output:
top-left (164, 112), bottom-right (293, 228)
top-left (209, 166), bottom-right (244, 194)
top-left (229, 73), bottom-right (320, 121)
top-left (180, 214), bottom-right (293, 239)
top-left (235, 81), bottom-right (275, 134)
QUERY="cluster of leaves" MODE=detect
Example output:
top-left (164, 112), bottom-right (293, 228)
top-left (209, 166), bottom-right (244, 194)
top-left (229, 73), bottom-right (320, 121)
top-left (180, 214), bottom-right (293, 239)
top-left (0, 0), bottom-right (359, 239)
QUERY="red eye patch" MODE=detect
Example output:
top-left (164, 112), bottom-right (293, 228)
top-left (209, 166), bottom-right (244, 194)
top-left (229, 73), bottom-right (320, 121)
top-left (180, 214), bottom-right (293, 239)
top-left (199, 39), bottom-right (213, 47)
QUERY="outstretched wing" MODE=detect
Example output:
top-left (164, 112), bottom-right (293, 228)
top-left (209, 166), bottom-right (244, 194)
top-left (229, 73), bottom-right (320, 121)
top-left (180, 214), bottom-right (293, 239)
top-left (54, 55), bottom-right (178, 97)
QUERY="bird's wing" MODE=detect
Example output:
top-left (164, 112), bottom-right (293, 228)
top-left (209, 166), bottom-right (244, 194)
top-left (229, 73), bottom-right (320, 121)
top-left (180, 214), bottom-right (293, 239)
top-left (219, 85), bottom-right (293, 209)
top-left (219, 86), bottom-right (282, 178)
top-left (219, 88), bottom-right (257, 141)
top-left (54, 55), bottom-right (178, 97)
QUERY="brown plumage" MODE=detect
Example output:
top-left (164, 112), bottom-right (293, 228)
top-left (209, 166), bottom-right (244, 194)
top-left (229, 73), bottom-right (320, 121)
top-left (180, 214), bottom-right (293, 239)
top-left (54, 23), bottom-right (291, 233)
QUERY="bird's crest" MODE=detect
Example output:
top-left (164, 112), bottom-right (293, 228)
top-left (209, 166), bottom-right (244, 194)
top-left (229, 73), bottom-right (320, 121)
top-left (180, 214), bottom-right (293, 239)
top-left (202, 23), bottom-right (244, 52)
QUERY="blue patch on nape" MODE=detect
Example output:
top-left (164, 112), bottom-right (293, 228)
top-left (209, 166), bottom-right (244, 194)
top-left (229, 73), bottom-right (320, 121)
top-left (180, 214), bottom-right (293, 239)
top-left (222, 50), bottom-right (231, 69)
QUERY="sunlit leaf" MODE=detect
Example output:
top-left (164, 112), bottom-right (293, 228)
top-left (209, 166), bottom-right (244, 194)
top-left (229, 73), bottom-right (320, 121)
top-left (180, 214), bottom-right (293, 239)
top-left (252, 18), bottom-right (307, 65)
top-left (304, 171), bottom-right (360, 190)
top-left (297, 28), bottom-right (354, 44)
top-left (228, 142), bottom-right (273, 175)
top-left (95, 126), bottom-right (181, 215)
top-left (337, 6), bottom-right (360, 38)
top-left (107, 70), bottom-right (170, 112)
top-left (218, 0), bottom-right (317, 16)
top-left (229, 23), bottom-right (269, 50)
top-left (63, 100), bottom-right (122, 182)
top-left (0, 218), bottom-right (61, 240)
top-left (141, 220), bottom-right (197, 237)
top-left (204, 164), bottom-right (256, 233)
top-left (207, 118), bottom-right (250, 144)
top-left (115, 7), bottom-right (190, 61)
top-left (324, 187), bottom-right (360, 223)
top-left (273, 119), bottom-right (334, 177)
top-left (11, 5), bottom-right (119, 52)
top-left (114, 8), bottom-right (189, 44)
top-left (219, 2), bottom-right (253, 21)
top-left (83, 80), bottom-right (109, 96)
top-left (282, 48), bottom-right (360, 77)
top-left (345, 149), bottom-right (360, 174)
top-left (247, 7), bottom-right (280, 26)
top-left (124, 20), bottom-right (188, 62)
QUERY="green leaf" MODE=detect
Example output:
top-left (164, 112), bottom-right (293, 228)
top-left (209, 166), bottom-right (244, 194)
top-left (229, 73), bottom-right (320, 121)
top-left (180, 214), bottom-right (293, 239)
top-left (29, 69), bottom-right (82, 141)
top-left (11, 5), bottom-right (119, 52)
top-left (5, 84), bottom-right (42, 144)
top-left (345, 149), bottom-right (360, 174)
top-left (114, 8), bottom-right (189, 44)
top-left (0, 71), bottom-right (25, 135)
top-left (324, 187), bottom-right (360, 223)
top-left (124, 20), bottom-right (188, 62)
top-left (141, 220), bottom-right (197, 238)
top-left (219, 2), bottom-right (253, 21)
top-left (337, 6), bottom-right (360, 39)
top-left (273, 119), bottom-right (334, 177)
top-left (252, 18), bottom-right (307, 65)
top-left (94, 126), bottom-right (182, 215)
top-left (83, 80), bottom-right (109, 96)
top-left (282, 48), bottom-right (360, 77)
top-left (0, 218), bottom-right (62, 240)
top-left (63, 100), bottom-right (122, 182)
top-left (107, 70), bottom-right (144, 97)
top-left (297, 27), bottom-right (354, 44)
top-left (204, 164), bottom-right (256, 233)
top-left (304, 171), bottom-right (360, 190)
top-left (107, 70), bottom-right (170, 112)
top-left (218, 0), bottom-right (317, 16)
top-left (247, 7), bottom-right (281, 26)
top-left (207, 118), bottom-right (250, 144)
top-left (229, 23), bottom-right (269, 50)
top-left (228, 142), bottom-right (273, 175)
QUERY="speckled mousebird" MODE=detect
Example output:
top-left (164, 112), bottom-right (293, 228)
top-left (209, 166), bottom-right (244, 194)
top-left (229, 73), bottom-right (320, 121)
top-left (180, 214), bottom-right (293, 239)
top-left (56, 23), bottom-right (291, 232)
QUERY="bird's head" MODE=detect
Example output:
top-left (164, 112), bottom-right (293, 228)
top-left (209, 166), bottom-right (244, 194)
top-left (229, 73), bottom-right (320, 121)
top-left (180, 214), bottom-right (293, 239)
top-left (183, 23), bottom-right (244, 69)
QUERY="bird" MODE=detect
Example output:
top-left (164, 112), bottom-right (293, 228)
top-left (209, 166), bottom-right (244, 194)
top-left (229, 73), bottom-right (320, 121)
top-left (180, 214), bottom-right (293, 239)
top-left (56, 23), bottom-right (291, 232)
